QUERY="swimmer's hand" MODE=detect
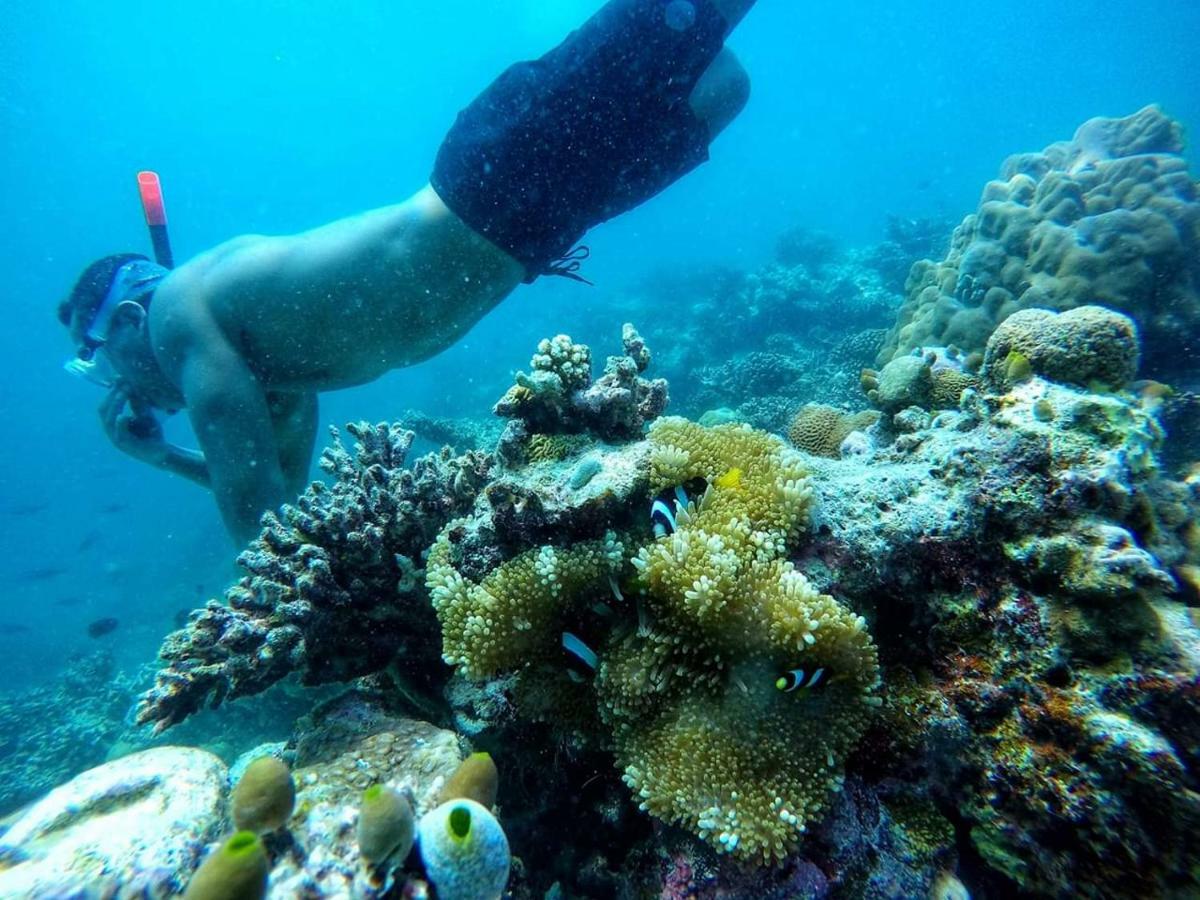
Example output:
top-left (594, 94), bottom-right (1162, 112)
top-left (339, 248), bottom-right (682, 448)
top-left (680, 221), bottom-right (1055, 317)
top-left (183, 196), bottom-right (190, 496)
top-left (99, 386), bottom-right (211, 488)
top-left (100, 385), bottom-right (168, 466)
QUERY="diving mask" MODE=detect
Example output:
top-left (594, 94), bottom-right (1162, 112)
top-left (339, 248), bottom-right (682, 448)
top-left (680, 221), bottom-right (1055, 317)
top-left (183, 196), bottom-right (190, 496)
top-left (63, 259), bottom-right (167, 387)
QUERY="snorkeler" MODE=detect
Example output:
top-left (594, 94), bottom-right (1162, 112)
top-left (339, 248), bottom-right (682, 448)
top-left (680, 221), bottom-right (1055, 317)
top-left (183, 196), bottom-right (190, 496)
top-left (57, 0), bottom-right (757, 545)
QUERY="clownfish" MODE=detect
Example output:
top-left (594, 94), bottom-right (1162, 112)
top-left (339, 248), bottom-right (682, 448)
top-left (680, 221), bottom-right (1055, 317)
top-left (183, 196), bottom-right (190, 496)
top-left (651, 485), bottom-right (692, 538)
top-left (775, 667), bottom-right (829, 693)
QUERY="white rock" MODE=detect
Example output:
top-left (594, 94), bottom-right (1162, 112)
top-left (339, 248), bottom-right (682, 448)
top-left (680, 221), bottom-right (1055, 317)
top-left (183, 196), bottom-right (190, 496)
top-left (0, 746), bottom-right (228, 898)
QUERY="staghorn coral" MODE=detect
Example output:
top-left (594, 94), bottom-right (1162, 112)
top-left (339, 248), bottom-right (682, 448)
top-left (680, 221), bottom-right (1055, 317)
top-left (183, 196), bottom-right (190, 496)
top-left (980, 305), bottom-right (1140, 390)
top-left (136, 425), bottom-right (492, 732)
top-left (786, 403), bottom-right (879, 458)
top-left (879, 106), bottom-right (1200, 381)
top-left (428, 417), bottom-right (880, 864)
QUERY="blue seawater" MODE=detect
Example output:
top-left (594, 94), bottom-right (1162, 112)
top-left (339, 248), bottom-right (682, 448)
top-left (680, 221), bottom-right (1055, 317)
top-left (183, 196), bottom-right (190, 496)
top-left (0, 0), bottom-right (1196, 886)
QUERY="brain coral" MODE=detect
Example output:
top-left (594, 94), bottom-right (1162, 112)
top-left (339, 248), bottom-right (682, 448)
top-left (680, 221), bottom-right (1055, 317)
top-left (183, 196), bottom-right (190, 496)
top-left (427, 418), bottom-right (880, 864)
top-left (981, 305), bottom-right (1140, 390)
top-left (878, 105), bottom-right (1200, 380)
top-left (786, 404), bottom-right (879, 458)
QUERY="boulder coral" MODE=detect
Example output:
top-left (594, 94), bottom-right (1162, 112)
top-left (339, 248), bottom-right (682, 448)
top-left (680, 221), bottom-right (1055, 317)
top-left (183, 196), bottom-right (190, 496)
top-left (981, 305), bottom-right (1140, 390)
top-left (878, 105), bottom-right (1200, 381)
top-left (786, 403), bottom-right (879, 458)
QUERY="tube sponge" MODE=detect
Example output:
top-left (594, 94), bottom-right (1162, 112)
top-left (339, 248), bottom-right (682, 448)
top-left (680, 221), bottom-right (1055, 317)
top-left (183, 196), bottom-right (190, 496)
top-left (232, 757), bottom-right (295, 833)
top-left (183, 831), bottom-right (269, 900)
top-left (357, 784), bottom-right (415, 866)
top-left (440, 752), bottom-right (499, 809)
top-left (417, 799), bottom-right (510, 900)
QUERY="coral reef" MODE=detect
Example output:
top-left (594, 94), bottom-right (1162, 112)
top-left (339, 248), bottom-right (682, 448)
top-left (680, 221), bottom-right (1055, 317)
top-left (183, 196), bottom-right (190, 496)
top-left (493, 325), bottom-right (668, 462)
top-left (879, 105), bottom-right (1200, 383)
top-left (787, 403), bottom-right (880, 458)
top-left (0, 650), bottom-right (134, 816)
top-left (0, 747), bottom-right (228, 897)
top-left (980, 305), bottom-right (1140, 390)
top-left (136, 425), bottom-right (491, 732)
top-left (861, 347), bottom-right (979, 414)
top-left (429, 417), bottom-right (880, 863)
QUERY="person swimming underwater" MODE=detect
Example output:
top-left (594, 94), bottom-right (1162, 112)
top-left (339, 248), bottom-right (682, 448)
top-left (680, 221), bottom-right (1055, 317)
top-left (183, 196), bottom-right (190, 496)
top-left (57, 0), bottom-right (758, 545)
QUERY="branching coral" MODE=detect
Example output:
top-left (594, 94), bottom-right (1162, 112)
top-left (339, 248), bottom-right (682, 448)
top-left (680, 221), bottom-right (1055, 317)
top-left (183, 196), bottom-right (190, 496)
top-left (426, 417), bottom-right (880, 864)
top-left (493, 325), bottom-right (668, 458)
top-left (136, 424), bottom-right (492, 732)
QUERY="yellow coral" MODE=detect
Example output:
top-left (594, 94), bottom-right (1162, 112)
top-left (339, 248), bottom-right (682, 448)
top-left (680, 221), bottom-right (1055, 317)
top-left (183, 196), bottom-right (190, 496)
top-left (525, 433), bottom-right (590, 463)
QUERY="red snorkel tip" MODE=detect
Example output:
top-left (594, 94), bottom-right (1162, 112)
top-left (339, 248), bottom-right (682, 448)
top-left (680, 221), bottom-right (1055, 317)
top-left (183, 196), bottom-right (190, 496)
top-left (136, 170), bottom-right (174, 268)
top-left (137, 171), bottom-right (167, 227)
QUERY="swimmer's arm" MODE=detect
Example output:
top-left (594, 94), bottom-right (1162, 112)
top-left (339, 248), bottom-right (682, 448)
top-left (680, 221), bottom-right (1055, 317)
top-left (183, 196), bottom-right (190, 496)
top-left (158, 445), bottom-right (211, 487)
top-left (99, 386), bottom-right (210, 488)
top-left (177, 343), bottom-right (289, 546)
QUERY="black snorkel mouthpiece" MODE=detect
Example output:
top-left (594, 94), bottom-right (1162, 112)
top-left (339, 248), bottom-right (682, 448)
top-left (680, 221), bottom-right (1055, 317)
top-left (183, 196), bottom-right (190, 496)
top-left (136, 171), bottom-right (174, 268)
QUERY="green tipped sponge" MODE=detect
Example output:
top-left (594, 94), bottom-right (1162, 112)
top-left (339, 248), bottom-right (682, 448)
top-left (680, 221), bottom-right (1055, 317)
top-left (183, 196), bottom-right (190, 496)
top-left (183, 831), bottom-right (269, 900)
top-left (232, 756), bottom-right (295, 833)
top-left (357, 784), bottom-right (415, 866)
top-left (418, 798), bottom-right (510, 900)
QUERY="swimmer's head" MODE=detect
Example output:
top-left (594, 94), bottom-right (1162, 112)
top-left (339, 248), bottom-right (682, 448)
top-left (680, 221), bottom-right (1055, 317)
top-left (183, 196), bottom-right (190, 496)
top-left (58, 253), bottom-right (164, 352)
top-left (59, 254), bottom-right (175, 404)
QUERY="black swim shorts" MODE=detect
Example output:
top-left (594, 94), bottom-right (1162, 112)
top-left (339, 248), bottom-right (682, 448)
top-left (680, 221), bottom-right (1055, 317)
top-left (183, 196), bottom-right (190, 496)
top-left (431, 0), bottom-right (728, 282)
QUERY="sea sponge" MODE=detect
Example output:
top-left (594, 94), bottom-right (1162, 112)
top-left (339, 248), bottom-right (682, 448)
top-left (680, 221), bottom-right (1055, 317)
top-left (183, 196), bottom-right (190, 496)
top-left (183, 831), bottom-right (269, 900)
top-left (981, 305), bottom-right (1140, 389)
top-left (878, 106), bottom-right (1199, 381)
top-left (417, 799), bottom-right (510, 900)
top-left (440, 752), bottom-right (499, 809)
top-left (787, 404), bottom-right (879, 458)
top-left (357, 784), bottom-right (415, 866)
top-left (232, 757), bottom-right (295, 833)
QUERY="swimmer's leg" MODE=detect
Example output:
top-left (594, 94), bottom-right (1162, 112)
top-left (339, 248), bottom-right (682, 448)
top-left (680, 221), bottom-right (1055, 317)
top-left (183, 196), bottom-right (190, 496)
top-left (267, 391), bottom-right (318, 501)
top-left (689, 47), bottom-right (751, 140)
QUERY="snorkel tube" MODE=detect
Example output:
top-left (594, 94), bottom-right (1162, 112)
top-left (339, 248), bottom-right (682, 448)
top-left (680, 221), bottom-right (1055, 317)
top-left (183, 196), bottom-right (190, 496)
top-left (136, 170), bottom-right (174, 268)
top-left (63, 172), bottom-right (176, 387)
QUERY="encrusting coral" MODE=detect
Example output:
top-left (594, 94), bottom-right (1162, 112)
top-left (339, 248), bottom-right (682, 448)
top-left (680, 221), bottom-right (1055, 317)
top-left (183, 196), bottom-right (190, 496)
top-left (429, 417), bottom-right (881, 863)
top-left (878, 105), bottom-right (1200, 382)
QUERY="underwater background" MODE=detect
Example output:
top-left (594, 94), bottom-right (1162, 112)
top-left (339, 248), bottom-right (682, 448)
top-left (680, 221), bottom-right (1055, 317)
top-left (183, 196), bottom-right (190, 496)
top-left (1, 1), bottom-right (1199, 897)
